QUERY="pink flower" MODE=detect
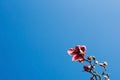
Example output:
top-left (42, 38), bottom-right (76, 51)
top-left (83, 65), bottom-right (91, 72)
top-left (67, 45), bottom-right (86, 62)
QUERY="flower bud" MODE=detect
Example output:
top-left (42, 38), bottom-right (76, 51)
top-left (94, 60), bottom-right (98, 64)
top-left (99, 61), bottom-right (108, 67)
top-left (87, 56), bottom-right (93, 60)
top-left (99, 63), bottom-right (103, 66)
top-left (87, 56), bottom-right (95, 61)
top-left (103, 61), bottom-right (108, 67)
top-left (83, 65), bottom-right (91, 72)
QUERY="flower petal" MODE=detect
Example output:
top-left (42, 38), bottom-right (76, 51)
top-left (67, 48), bottom-right (75, 56)
top-left (78, 58), bottom-right (84, 62)
top-left (80, 45), bottom-right (87, 52)
top-left (72, 54), bottom-right (84, 61)
top-left (75, 45), bottom-right (81, 50)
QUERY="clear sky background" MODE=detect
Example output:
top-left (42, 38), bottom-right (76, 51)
top-left (0, 0), bottom-right (120, 80)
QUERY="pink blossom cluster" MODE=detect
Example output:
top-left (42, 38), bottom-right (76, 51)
top-left (68, 45), bottom-right (110, 80)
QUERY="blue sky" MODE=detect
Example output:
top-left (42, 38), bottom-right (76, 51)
top-left (0, 0), bottom-right (120, 80)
